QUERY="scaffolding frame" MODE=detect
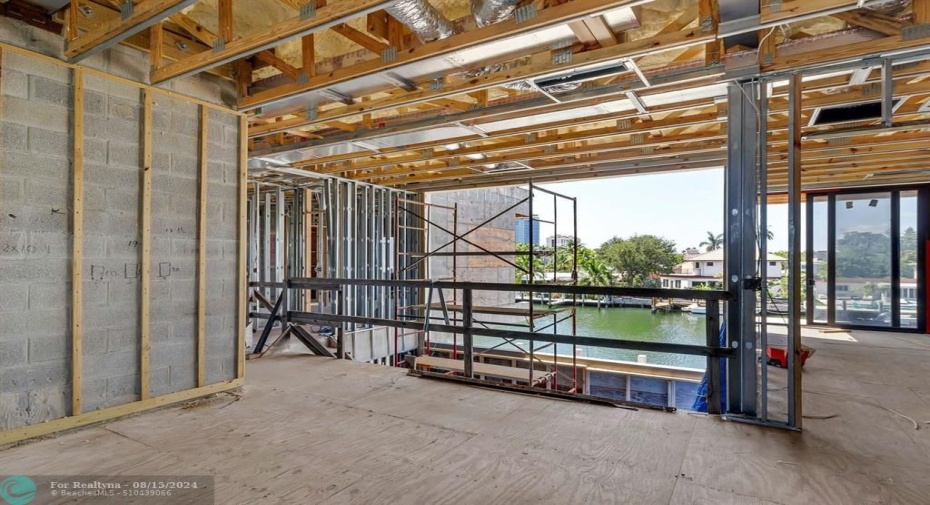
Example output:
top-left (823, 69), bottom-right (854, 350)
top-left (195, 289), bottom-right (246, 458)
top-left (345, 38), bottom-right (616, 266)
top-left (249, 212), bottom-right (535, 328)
top-left (396, 181), bottom-right (582, 392)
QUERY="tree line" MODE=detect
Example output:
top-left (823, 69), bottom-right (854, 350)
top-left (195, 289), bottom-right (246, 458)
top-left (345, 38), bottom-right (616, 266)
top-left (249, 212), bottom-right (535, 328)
top-left (515, 234), bottom-right (683, 288)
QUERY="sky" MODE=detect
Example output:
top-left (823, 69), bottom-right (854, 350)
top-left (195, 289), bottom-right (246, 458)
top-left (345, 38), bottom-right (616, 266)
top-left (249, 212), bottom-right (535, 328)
top-left (528, 168), bottom-right (792, 252)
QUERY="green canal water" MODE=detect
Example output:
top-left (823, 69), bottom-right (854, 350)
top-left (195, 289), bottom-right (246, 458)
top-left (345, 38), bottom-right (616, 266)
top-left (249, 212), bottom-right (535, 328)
top-left (472, 306), bottom-right (708, 370)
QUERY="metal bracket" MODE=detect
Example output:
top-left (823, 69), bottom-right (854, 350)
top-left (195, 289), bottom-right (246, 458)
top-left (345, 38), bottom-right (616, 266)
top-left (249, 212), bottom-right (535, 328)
top-left (631, 133), bottom-right (645, 145)
top-left (524, 133), bottom-right (537, 143)
top-left (861, 82), bottom-right (881, 96)
top-left (381, 47), bottom-right (397, 63)
top-left (514, 4), bottom-right (537, 24)
top-left (212, 38), bottom-right (225, 53)
top-left (296, 71), bottom-right (309, 85)
top-left (766, 0), bottom-right (781, 13)
top-left (902, 23), bottom-right (930, 41)
top-left (429, 78), bottom-right (444, 91)
top-left (543, 145), bottom-right (556, 154)
top-left (641, 146), bottom-right (654, 155)
top-left (305, 105), bottom-right (318, 121)
top-left (552, 49), bottom-right (573, 66)
top-left (743, 277), bottom-right (762, 291)
top-left (448, 157), bottom-right (459, 167)
top-left (616, 119), bottom-right (632, 130)
top-left (300, 2), bottom-right (316, 20)
top-left (827, 137), bottom-right (851, 146)
top-left (700, 15), bottom-right (714, 33)
top-left (120, 0), bottom-right (133, 20)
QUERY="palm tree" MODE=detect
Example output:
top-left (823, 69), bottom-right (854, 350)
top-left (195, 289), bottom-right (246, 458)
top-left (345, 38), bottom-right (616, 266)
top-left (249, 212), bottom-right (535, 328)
top-left (700, 231), bottom-right (724, 252)
top-left (579, 257), bottom-right (612, 288)
top-left (765, 226), bottom-right (774, 241)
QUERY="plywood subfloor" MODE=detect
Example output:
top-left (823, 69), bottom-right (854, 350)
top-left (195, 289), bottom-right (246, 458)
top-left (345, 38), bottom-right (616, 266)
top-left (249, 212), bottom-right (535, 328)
top-left (1, 330), bottom-right (929, 504)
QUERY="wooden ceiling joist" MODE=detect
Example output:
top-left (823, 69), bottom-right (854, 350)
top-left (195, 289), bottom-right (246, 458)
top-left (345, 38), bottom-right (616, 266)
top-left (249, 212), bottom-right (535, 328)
top-left (150, 0), bottom-right (397, 83)
top-left (237, 0), bottom-right (647, 111)
top-left (66, 0), bottom-right (199, 62)
top-left (249, 26), bottom-right (716, 136)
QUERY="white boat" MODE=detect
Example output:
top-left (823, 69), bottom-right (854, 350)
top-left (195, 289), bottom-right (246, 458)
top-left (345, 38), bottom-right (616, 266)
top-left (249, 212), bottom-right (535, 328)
top-left (686, 303), bottom-right (706, 315)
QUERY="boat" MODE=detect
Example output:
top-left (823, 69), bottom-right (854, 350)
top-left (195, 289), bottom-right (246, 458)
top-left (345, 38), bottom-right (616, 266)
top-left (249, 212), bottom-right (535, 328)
top-left (686, 303), bottom-right (706, 315)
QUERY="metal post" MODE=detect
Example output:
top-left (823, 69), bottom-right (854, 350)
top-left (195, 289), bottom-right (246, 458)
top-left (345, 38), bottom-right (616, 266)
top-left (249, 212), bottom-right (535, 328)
top-left (572, 197), bottom-right (578, 391)
top-left (787, 73), bottom-right (803, 428)
top-left (724, 81), bottom-right (759, 417)
top-left (336, 287), bottom-right (345, 359)
top-left (528, 181), bottom-right (535, 385)
top-left (706, 299), bottom-right (721, 415)
top-left (759, 79), bottom-right (769, 422)
top-left (463, 288), bottom-right (474, 378)
top-left (882, 57), bottom-right (894, 127)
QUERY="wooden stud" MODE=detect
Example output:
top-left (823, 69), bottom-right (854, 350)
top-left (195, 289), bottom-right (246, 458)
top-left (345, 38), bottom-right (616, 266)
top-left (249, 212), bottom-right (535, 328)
top-left (150, 21), bottom-right (164, 71)
top-left (71, 67), bottom-right (85, 417)
top-left (66, 0), bottom-right (199, 61)
top-left (0, 378), bottom-right (243, 447)
top-left (140, 89), bottom-right (154, 401)
top-left (238, 115), bottom-right (249, 380)
top-left (197, 105), bottom-right (209, 388)
top-left (219, 0), bottom-right (233, 43)
top-left (302, 33), bottom-right (315, 78)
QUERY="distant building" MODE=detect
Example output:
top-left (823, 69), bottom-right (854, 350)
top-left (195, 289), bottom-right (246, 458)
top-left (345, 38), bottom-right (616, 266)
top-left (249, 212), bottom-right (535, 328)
top-left (660, 249), bottom-right (787, 289)
top-left (515, 215), bottom-right (541, 245)
top-left (547, 234), bottom-right (573, 248)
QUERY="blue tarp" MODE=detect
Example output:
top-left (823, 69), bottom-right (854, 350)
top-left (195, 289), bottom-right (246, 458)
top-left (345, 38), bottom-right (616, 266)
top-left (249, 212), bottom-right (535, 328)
top-left (691, 321), bottom-right (727, 413)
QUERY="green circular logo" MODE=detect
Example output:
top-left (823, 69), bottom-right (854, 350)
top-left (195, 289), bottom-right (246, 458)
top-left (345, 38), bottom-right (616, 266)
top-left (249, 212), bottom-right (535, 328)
top-left (0, 476), bottom-right (36, 505)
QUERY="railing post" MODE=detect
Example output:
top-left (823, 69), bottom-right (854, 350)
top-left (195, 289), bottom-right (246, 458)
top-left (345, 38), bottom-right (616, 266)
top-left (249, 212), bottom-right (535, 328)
top-left (705, 299), bottom-right (721, 415)
top-left (336, 287), bottom-right (345, 359)
top-left (463, 288), bottom-right (474, 378)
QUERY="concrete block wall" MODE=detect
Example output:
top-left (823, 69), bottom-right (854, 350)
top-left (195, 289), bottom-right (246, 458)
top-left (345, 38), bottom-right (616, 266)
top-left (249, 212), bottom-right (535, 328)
top-left (0, 51), bottom-right (74, 428)
top-left (426, 187), bottom-right (528, 307)
top-left (0, 19), bottom-right (242, 431)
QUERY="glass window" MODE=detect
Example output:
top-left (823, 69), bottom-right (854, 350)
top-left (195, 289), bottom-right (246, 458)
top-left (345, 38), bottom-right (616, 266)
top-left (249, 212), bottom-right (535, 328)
top-left (834, 192), bottom-right (892, 327)
top-left (706, 262), bottom-right (714, 266)
top-left (899, 191), bottom-right (918, 328)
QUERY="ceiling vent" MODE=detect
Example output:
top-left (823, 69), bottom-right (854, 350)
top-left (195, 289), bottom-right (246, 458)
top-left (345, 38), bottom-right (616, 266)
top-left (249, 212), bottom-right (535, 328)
top-left (809, 98), bottom-right (903, 127)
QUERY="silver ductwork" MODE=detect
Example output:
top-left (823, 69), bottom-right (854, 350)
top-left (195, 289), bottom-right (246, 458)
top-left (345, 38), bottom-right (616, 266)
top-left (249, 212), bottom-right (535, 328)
top-left (862, 0), bottom-right (910, 16)
top-left (386, 0), bottom-right (456, 42)
top-left (471, 0), bottom-right (522, 27)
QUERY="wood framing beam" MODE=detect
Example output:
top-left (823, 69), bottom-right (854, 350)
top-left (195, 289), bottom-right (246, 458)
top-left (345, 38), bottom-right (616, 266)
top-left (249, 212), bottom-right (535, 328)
top-left (914, 0), bottom-right (930, 24)
top-left (330, 22), bottom-right (389, 53)
top-left (151, 0), bottom-right (396, 83)
top-left (582, 16), bottom-right (619, 47)
top-left (255, 50), bottom-right (301, 81)
top-left (302, 34), bottom-right (316, 78)
top-left (767, 32), bottom-right (930, 71)
top-left (169, 12), bottom-right (220, 46)
top-left (239, 0), bottom-right (648, 111)
top-left (760, 0), bottom-right (857, 25)
top-left (150, 21), bottom-right (164, 71)
top-left (66, 0), bottom-right (199, 62)
top-left (219, 0), bottom-right (233, 43)
top-left (831, 10), bottom-right (903, 36)
top-left (71, 1), bottom-right (234, 79)
top-left (250, 26), bottom-right (715, 136)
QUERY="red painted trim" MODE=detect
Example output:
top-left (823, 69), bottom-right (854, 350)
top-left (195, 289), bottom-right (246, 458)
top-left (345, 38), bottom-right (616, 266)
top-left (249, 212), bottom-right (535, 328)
top-left (925, 241), bottom-right (930, 334)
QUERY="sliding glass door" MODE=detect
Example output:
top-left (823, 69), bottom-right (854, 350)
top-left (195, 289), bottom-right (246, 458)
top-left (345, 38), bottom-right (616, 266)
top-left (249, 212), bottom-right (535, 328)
top-left (806, 188), bottom-right (927, 331)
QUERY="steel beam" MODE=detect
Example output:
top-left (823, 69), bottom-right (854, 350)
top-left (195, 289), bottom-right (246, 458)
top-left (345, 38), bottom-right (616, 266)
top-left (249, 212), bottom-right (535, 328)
top-left (724, 81), bottom-right (759, 417)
